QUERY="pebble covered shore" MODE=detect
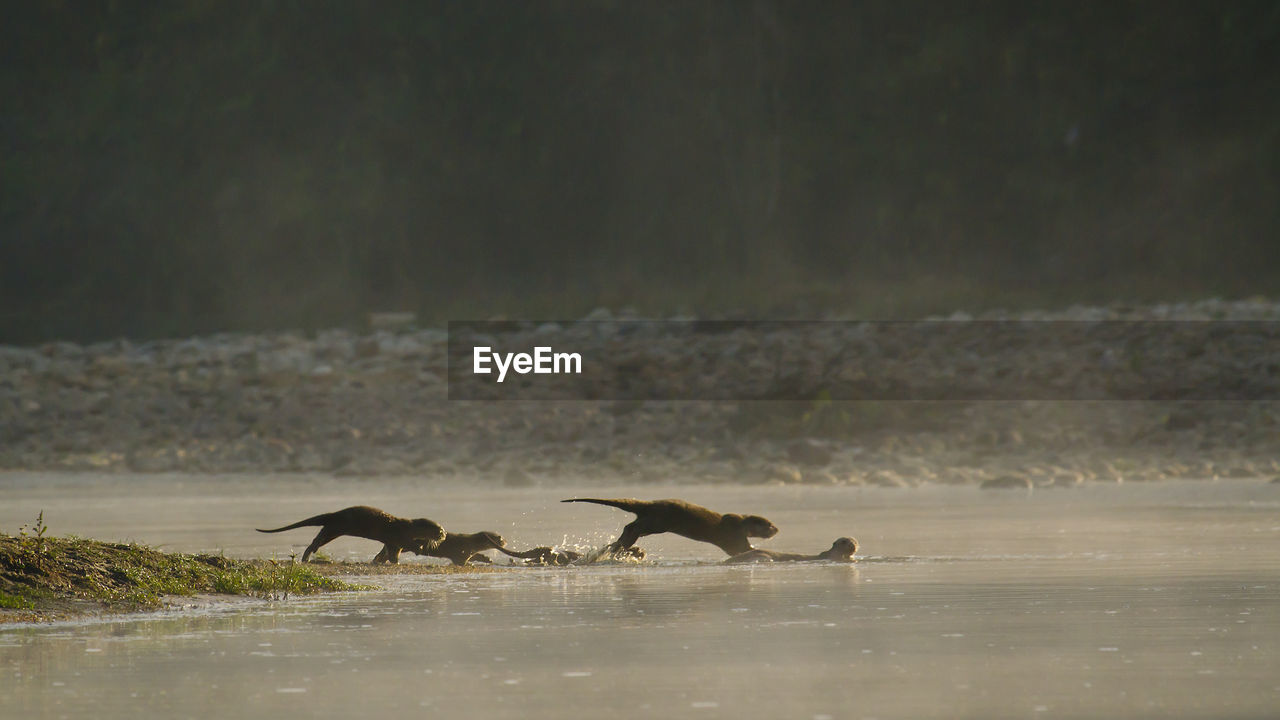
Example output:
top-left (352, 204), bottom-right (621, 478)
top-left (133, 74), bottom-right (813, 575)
top-left (2, 298), bottom-right (1277, 487)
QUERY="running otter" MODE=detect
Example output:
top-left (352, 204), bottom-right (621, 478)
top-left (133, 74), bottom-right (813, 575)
top-left (561, 498), bottom-right (778, 557)
top-left (724, 537), bottom-right (858, 564)
top-left (256, 506), bottom-right (445, 563)
top-left (384, 530), bottom-right (508, 566)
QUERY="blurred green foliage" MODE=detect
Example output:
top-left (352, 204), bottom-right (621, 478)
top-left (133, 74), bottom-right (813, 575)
top-left (2, 1), bottom-right (1278, 341)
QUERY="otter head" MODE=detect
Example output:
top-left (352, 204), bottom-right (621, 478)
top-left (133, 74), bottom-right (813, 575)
top-left (741, 515), bottom-right (779, 539)
top-left (830, 536), bottom-right (858, 559)
top-left (411, 518), bottom-right (447, 550)
top-left (477, 531), bottom-right (506, 549)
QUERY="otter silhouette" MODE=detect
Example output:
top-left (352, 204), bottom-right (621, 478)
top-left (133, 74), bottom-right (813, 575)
top-left (386, 530), bottom-right (508, 566)
top-left (724, 537), bottom-right (858, 564)
top-left (561, 497), bottom-right (778, 557)
top-left (256, 506), bottom-right (445, 563)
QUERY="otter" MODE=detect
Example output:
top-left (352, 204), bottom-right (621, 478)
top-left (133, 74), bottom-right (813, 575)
top-left (390, 533), bottom-right (612, 567)
top-left (496, 543), bottom-right (583, 566)
top-left (561, 498), bottom-right (778, 557)
top-left (492, 545), bottom-right (646, 566)
top-left (384, 530), bottom-right (508, 566)
top-left (256, 506), bottom-right (445, 563)
top-left (495, 545), bottom-right (583, 566)
top-left (724, 537), bottom-right (858, 564)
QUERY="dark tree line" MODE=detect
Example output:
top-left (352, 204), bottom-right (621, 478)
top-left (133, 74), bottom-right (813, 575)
top-left (3, 1), bottom-right (1279, 342)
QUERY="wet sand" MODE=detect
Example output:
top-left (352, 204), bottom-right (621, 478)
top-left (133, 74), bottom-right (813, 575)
top-left (2, 474), bottom-right (1278, 718)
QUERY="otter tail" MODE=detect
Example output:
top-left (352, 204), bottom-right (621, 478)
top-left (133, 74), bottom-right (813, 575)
top-left (495, 545), bottom-right (584, 565)
top-left (560, 497), bottom-right (647, 514)
top-left (494, 546), bottom-right (544, 559)
top-left (496, 545), bottom-right (576, 560)
top-left (255, 512), bottom-right (335, 533)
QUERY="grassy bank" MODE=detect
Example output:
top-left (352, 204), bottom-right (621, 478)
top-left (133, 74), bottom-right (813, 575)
top-left (0, 514), bottom-right (359, 623)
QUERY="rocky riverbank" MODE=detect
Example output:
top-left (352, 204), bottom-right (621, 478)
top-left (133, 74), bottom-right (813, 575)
top-left (2, 298), bottom-right (1277, 486)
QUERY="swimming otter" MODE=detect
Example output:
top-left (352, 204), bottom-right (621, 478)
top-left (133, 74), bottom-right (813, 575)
top-left (256, 506), bottom-right (445, 563)
top-left (495, 545), bottom-right (583, 566)
top-left (492, 545), bottom-right (646, 566)
top-left (561, 498), bottom-right (778, 557)
top-left (724, 537), bottom-right (858, 564)
top-left (392, 533), bottom-right (621, 567)
top-left (384, 530), bottom-right (508, 566)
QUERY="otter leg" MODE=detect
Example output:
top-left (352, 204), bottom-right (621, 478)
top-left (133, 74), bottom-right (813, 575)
top-left (301, 527), bottom-right (341, 563)
top-left (371, 544), bottom-right (397, 563)
top-left (608, 520), bottom-right (650, 553)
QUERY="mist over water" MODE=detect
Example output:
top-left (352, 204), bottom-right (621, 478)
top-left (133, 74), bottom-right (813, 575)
top-left (3, 475), bottom-right (1278, 719)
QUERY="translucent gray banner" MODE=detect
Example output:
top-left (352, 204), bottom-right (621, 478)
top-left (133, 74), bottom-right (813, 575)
top-left (447, 321), bottom-right (1279, 401)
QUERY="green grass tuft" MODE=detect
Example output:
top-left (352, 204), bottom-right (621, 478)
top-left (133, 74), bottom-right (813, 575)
top-left (0, 592), bottom-right (35, 610)
top-left (0, 531), bottom-right (356, 618)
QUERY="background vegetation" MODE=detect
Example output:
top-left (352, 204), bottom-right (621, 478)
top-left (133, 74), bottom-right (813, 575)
top-left (3, 1), bottom-right (1278, 342)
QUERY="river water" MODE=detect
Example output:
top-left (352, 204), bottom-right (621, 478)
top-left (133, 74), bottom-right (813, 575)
top-left (2, 474), bottom-right (1278, 719)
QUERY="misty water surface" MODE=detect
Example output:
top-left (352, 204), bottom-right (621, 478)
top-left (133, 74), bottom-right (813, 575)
top-left (2, 475), bottom-right (1278, 719)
